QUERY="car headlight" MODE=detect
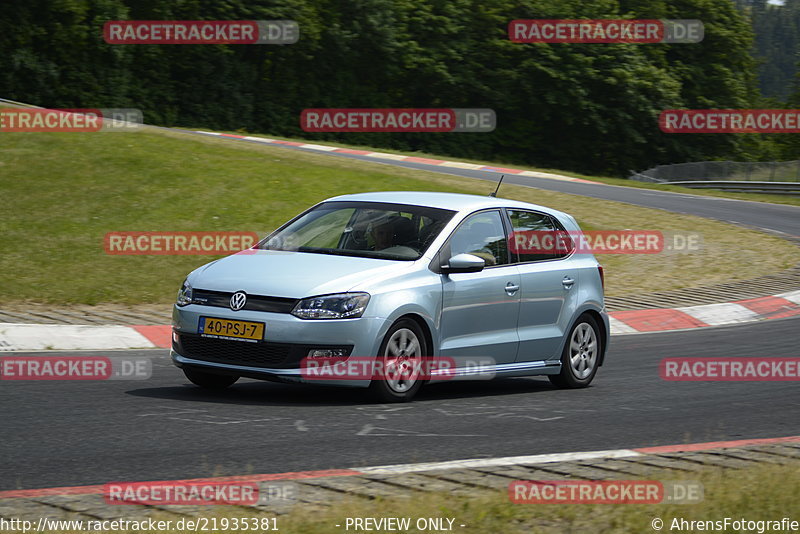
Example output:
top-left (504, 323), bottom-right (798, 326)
top-left (176, 280), bottom-right (193, 307)
top-left (291, 293), bottom-right (370, 319)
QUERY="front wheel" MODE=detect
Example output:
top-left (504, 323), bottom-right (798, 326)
top-left (183, 368), bottom-right (239, 390)
top-left (368, 318), bottom-right (428, 402)
top-left (549, 314), bottom-right (601, 389)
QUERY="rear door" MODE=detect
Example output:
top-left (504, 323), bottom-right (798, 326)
top-left (507, 209), bottom-right (579, 362)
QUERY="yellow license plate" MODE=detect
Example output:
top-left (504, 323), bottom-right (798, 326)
top-left (199, 317), bottom-right (265, 341)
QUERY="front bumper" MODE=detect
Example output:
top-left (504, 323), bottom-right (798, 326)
top-left (171, 304), bottom-right (386, 387)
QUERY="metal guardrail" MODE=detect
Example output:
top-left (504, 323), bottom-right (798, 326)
top-left (630, 160), bottom-right (800, 195)
top-left (632, 160), bottom-right (800, 183)
top-left (629, 172), bottom-right (667, 184)
top-left (667, 180), bottom-right (800, 195)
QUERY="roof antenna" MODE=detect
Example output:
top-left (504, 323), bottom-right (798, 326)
top-left (490, 174), bottom-right (505, 197)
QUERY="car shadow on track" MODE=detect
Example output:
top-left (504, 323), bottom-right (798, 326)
top-left (124, 376), bottom-right (561, 407)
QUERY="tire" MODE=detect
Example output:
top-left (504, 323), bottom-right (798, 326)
top-left (368, 318), bottom-right (428, 402)
top-left (549, 314), bottom-right (601, 389)
top-left (183, 368), bottom-right (239, 390)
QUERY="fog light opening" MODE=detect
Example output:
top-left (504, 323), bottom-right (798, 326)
top-left (308, 348), bottom-right (348, 358)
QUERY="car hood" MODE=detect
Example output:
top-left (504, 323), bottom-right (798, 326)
top-left (189, 249), bottom-right (413, 298)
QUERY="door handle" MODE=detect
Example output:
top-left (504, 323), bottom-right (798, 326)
top-left (562, 276), bottom-right (575, 289)
top-left (505, 282), bottom-right (520, 294)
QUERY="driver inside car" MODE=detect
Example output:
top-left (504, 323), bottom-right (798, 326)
top-left (370, 219), bottom-right (397, 250)
top-left (369, 215), bottom-right (416, 251)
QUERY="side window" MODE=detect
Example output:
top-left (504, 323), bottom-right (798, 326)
top-left (448, 211), bottom-right (510, 267)
top-left (508, 210), bottom-right (573, 262)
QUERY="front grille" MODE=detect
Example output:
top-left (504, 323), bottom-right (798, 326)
top-left (174, 333), bottom-right (354, 369)
top-left (192, 289), bottom-right (298, 313)
top-left (177, 334), bottom-right (291, 367)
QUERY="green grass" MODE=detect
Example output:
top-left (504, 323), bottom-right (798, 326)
top-left (215, 129), bottom-right (800, 207)
top-left (1, 124), bottom-right (798, 306)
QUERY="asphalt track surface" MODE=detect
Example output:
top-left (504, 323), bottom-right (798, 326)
top-left (2, 317), bottom-right (798, 490)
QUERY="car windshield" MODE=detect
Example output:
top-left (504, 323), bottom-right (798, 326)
top-left (258, 201), bottom-right (456, 260)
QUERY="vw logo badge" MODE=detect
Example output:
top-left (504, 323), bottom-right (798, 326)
top-left (230, 291), bottom-right (247, 311)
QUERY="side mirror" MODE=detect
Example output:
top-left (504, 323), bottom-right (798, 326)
top-left (441, 253), bottom-right (485, 274)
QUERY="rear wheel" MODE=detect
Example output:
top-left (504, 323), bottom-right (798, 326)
top-left (368, 318), bottom-right (427, 402)
top-left (183, 368), bottom-right (239, 390)
top-left (549, 314), bottom-right (601, 389)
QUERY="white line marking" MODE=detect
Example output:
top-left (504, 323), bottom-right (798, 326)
top-left (776, 290), bottom-right (800, 305)
top-left (299, 143), bottom-right (339, 151)
top-left (170, 416), bottom-right (282, 424)
top-left (438, 161), bottom-right (485, 170)
top-left (677, 302), bottom-right (760, 326)
top-left (242, 136), bottom-right (277, 143)
top-left (0, 323), bottom-right (155, 350)
top-left (358, 449), bottom-right (641, 475)
top-left (518, 170), bottom-right (577, 181)
top-left (294, 420), bottom-right (309, 431)
top-left (139, 409), bottom-right (205, 417)
top-left (488, 413), bottom-right (564, 422)
top-left (364, 152), bottom-right (409, 160)
top-left (609, 316), bottom-right (639, 334)
top-left (356, 424), bottom-right (484, 438)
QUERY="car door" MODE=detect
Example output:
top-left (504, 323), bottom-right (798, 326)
top-left (507, 209), bottom-right (580, 362)
top-left (437, 210), bottom-right (521, 366)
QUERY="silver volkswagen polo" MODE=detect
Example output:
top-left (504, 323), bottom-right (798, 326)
top-left (171, 191), bottom-right (609, 401)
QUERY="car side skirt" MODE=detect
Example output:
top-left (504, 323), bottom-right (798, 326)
top-left (172, 351), bottom-right (561, 387)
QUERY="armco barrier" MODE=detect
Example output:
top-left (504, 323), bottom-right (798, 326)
top-left (667, 180), bottom-right (800, 195)
top-left (631, 160), bottom-right (800, 183)
top-left (630, 160), bottom-right (800, 195)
